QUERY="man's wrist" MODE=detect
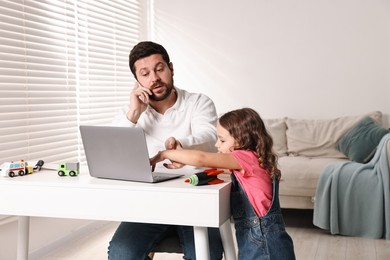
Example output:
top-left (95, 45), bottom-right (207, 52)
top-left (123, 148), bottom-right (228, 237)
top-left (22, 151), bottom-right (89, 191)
top-left (126, 109), bottom-right (141, 124)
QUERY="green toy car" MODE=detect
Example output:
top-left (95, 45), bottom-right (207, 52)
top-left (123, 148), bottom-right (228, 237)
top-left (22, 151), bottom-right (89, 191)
top-left (58, 162), bottom-right (80, 177)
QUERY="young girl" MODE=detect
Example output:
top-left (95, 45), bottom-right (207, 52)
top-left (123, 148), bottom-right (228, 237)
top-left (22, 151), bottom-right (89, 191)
top-left (150, 107), bottom-right (295, 259)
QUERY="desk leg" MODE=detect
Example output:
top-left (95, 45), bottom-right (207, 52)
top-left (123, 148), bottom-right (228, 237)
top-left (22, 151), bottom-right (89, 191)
top-left (193, 226), bottom-right (210, 260)
top-left (220, 219), bottom-right (237, 260)
top-left (17, 216), bottom-right (30, 260)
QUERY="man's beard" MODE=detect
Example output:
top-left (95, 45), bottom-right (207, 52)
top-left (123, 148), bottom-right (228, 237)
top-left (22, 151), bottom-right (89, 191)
top-left (149, 83), bottom-right (174, 102)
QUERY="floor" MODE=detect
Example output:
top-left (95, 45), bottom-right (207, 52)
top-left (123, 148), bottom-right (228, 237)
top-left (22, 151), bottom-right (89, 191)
top-left (38, 209), bottom-right (390, 260)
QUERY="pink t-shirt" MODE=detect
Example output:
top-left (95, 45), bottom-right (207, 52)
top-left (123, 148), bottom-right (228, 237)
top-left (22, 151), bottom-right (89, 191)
top-left (230, 150), bottom-right (273, 217)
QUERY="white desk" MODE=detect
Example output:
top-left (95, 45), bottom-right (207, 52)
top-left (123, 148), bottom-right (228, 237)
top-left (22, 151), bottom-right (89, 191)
top-left (0, 169), bottom-right (236, 260)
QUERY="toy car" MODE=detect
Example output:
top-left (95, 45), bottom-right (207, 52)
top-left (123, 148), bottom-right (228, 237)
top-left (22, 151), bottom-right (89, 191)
top-left (0, 160), bottom-right (26, 177)
top-left (0, 160), bottom-right (44, 178)
top-left (58, 162), bottom-right (80, 177)
top-left (0, 160), bottom-right (44, 177)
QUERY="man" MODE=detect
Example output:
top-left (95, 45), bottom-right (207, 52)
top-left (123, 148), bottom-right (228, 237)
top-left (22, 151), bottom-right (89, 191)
top-left (109, 41), bottom-right (224, 259)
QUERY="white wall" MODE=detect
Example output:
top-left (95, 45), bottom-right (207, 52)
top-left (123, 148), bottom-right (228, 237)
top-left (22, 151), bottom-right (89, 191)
top-left (152, 0), bottom-right (390, 125)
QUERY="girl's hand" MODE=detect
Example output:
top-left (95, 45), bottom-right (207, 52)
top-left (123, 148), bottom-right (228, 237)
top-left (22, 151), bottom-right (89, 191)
top-left (162, 161), bottom-right (184, 169)
top-left (149, 149), bottom-right (184, 170)
top-left (150, 151), bottom-right (165, 172)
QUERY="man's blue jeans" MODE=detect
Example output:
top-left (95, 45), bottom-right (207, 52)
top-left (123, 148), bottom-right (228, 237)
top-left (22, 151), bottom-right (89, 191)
top-left (108, 222), bottom-right (224, 260)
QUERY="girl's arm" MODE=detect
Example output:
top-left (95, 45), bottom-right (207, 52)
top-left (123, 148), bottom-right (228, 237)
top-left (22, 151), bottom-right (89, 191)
top-left (150, 149), bottom-right (241, 171)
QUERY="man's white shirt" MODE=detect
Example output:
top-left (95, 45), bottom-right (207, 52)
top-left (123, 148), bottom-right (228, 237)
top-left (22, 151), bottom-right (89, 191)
top-left (112, 87), bottom-right (218, 156)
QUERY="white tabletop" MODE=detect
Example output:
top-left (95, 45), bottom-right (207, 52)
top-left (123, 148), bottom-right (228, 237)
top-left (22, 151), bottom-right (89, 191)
top-left (0, 167), bottom-right (232, 227)
top-left (0, 167), bottom-right (236, 260)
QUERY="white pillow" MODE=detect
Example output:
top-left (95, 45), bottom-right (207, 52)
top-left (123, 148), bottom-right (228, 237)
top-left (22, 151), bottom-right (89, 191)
top-left (264, 118), bottom-right (288, 156)
top-left (285, 111), bottom-right (382, 158)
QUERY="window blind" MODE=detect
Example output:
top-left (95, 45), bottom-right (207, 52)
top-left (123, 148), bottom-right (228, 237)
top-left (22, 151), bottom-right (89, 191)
top-left (0, 0), bottom-right (141, 164)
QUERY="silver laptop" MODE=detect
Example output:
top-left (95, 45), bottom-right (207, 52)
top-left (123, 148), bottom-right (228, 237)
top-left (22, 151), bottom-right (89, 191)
top-left (80, 125), bottom-right (183, 183)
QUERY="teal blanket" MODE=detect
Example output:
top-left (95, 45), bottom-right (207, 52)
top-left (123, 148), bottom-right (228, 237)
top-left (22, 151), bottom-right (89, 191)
top-left (313, 134), bottom-right (390, 239)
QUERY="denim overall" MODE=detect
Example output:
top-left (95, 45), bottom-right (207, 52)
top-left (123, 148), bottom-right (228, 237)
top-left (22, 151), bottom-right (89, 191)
top-left (230, 174), bottom-right (296, 260)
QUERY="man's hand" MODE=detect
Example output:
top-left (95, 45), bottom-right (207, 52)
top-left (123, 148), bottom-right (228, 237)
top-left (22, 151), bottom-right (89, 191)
top-left (126, 83), bottom-right (153, 123)
top-left (165, 137), bottom-right (182, 150)
top-left (163, 137), bottom-right (185, 169)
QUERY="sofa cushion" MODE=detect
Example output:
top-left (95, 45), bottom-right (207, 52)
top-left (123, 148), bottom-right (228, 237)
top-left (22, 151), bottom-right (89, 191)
top-left (336, 116), bottom-right (390, 163)
top-left (263, 118), bottom-right (287, 156)
top-left (278, 156), bottom-right (349, 197)
top-left (285, 111), bottom-right (382, 158)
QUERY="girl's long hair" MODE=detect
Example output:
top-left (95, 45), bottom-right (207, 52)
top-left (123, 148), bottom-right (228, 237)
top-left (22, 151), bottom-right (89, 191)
top-left (219, 108), bottom-right (281, 181)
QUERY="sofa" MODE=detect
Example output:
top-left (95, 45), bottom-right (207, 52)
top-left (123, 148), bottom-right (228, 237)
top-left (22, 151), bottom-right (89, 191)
top-left (263, 111), bottom-right (390, 209)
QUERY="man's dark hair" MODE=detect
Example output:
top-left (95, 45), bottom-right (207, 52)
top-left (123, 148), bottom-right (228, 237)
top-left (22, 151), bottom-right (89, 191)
top-left (129, 41), bottom-right (171, 78)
